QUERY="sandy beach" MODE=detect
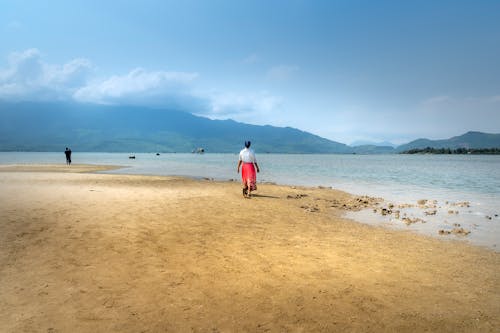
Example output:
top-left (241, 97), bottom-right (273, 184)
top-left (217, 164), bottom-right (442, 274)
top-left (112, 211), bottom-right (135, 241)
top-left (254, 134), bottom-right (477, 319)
top-left (0, 165), bottom-right (498, 332)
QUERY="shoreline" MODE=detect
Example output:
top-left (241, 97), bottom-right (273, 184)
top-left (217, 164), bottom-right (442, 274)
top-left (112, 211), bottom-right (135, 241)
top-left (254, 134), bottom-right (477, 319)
top-left (1, 164), bottom-right (499, 331)
top-left (2, 163), bottom-right (498, 251)
top-left (0, 163), bottom-right (124, 173)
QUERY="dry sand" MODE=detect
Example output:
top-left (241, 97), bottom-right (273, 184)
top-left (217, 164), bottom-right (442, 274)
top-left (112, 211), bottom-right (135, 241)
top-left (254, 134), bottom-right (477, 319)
top-left (0, 164), bottom-right (498, 332)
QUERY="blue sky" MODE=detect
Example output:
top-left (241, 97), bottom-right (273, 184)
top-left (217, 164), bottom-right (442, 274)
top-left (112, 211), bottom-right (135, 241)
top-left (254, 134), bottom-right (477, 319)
top-left (1, 0), bottom-right (499, 144)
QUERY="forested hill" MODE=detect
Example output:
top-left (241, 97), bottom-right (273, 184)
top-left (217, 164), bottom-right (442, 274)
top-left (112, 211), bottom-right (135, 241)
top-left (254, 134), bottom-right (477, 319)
top-left (0, 101), bottom-right (351, 153)
top-left (396, 131), bottom-right (500, 152)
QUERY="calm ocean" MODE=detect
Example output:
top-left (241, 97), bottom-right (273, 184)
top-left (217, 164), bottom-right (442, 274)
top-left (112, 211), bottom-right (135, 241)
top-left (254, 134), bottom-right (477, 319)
top-left (1, 152), bottom-right (499, 250)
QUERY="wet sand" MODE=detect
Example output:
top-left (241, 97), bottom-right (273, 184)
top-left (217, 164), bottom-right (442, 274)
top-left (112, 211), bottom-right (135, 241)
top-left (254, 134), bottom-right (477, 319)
top-left (0, 165), bottom-right (499, 332)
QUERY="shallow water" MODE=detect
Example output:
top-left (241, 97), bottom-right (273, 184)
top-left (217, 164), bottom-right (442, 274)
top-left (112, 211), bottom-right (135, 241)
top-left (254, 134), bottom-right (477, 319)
top-left (1, 152), bottom-right (499, 250)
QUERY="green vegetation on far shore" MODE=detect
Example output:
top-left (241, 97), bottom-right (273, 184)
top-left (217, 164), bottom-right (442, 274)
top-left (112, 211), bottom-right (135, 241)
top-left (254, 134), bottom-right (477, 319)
top-left (400, 147), bottom-right (500, 155)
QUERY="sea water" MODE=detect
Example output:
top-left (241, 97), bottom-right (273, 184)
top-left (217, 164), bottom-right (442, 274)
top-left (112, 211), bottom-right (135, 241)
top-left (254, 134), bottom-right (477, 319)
top-left (1, 152), bottom-right (499, 250)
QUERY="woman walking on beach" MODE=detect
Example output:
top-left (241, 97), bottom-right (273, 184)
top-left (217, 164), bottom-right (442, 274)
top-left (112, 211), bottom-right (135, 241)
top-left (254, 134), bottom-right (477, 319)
top-left (237, 141), bottom-right (260, 198)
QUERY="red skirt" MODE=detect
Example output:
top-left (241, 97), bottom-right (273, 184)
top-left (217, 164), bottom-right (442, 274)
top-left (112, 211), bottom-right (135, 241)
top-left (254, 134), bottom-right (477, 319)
top-left (241, 162), bottom-right (257, 191)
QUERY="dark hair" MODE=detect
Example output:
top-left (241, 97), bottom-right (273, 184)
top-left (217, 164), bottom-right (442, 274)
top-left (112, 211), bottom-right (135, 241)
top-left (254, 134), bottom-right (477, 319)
top-left (244, 141), bottom-right (251, 148)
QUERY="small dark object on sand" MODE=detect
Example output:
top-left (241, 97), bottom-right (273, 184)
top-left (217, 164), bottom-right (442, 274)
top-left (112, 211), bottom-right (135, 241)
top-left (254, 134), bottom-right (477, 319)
top-left (287, 194), bottom-right (308, 199)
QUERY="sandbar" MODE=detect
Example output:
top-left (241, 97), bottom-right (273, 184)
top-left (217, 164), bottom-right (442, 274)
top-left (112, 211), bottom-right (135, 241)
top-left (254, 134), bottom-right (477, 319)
top-left (0, 165), bottom-right (498, 332)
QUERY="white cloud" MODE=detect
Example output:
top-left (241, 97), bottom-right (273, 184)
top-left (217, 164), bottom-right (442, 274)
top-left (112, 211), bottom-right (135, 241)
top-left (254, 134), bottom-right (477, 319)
top-left (197, 91), bottom-right (282, 122)
top-left (0, 49), bottom-right (203, 109)
top-left (46, 58), bottom-right (93, 87)
top-left (266, 64), bottom-right (299, 80)
top-left (0, 48), bottom-right (92, 100)
top-left (73, 68), bottom-right (199, 106)
top-left (1, 49), bottom-right (43, 84)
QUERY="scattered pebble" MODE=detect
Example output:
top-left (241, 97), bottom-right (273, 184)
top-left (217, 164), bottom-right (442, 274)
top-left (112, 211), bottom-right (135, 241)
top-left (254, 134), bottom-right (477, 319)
top-left (438, 227), bottom-right (471, 236)
top-left (398, 203), bottom-right (414, 209)
top-left (330, 195), bottom-right (382, 211)
top-left (402, 217), bottom-right (426, 225)
top-left (424, 210), bottom-right (437, 216)
top-left (452, 227), bottom-right (471, 236)
top-left (381, 208), bottom-right (392, 216)
top-left (448, 210), bottom-right (458, 215)
top-left (451, 201), bottom-right (470, 208)
top-left (287, 194), bottom-right (308, 199)
top-left (301, 205), bottom-right (319, 213)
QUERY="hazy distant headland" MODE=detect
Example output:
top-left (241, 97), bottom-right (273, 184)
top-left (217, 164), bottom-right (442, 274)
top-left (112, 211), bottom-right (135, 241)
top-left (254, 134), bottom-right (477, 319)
top-left (1, 101), bottom-right (499, 154)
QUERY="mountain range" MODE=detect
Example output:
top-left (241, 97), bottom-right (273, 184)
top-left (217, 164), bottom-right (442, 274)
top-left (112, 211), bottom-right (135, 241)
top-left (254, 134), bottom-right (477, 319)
top-left (0, 101), bottom-right (499, 153)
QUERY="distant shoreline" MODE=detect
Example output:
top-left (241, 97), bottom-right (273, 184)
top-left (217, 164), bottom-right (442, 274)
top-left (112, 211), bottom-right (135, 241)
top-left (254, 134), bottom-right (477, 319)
top-left (2, 148), bottom-right (500, 155)
top-left (400, 147), bottom-right (500, 155)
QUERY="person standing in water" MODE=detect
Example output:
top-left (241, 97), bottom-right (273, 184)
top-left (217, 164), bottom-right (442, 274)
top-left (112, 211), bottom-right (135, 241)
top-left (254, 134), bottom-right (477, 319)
top-left (237, 141), bottom-right (260, 198)
top-left (64, 147), bottom-right (72, 165)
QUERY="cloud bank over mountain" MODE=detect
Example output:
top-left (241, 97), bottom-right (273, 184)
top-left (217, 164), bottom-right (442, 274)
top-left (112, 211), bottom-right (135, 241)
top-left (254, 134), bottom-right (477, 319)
top-left (0, 49), bottom-right (280, 120)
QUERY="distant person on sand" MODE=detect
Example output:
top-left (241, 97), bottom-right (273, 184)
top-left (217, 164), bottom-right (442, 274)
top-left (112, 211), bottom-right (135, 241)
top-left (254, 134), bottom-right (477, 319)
top-left (237, 141), bottom-right (260, 198)
top-left (64, 147), bottom-right (72, 165)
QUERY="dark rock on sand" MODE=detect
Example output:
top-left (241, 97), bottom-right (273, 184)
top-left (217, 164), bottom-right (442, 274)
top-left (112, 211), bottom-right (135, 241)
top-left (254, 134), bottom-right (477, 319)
top-left (402, 217), bottom-right (426, 225)
top-left (287, 194), bottom-right (308, 199)
top-left (452, 227), bottom-right (471, 236)
top-left (439, 228), bottom-right (471, 236)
